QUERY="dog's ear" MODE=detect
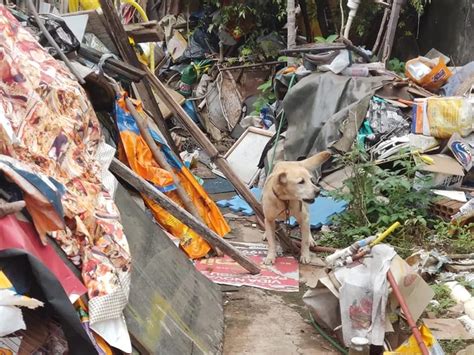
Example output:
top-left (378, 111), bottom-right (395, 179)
top-left (300, 151), bottom-right (332, 170)
top-left (278, 172), bottom-right (288, 185)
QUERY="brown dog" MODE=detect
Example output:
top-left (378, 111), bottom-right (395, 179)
top-left (262, 151), bottom-right (332, 264)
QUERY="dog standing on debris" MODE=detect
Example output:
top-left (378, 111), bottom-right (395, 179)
top-left (262, 151), bottom-right (332, 264)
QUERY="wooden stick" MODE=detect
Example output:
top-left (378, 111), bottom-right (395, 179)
top-left (144, 70), bottom-right (298, 255)
top-left (381, 0), bottom-right (403, 64)
top-left (110, 158), bottom-right (261, 274)
top-left (372, 6), bottom-right (390, 55)
top-left (124, 97), bottom-right (203, 220)
top-left (98, 0), bottom-right (178, 155)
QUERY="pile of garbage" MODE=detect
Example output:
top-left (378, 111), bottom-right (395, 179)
top-left (0, 0), bottom-right (472, 354)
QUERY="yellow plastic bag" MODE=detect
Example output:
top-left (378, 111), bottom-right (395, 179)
top-left (384, 325), bottom-right (445, 355)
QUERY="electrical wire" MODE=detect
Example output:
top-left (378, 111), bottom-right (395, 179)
top-left (121, 0), bottom-right (155, 71)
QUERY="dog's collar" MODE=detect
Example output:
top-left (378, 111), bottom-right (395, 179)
top-left (272, 187), bottom-right (288, 203)
top-left (272, 187), bottom-right (303, 215)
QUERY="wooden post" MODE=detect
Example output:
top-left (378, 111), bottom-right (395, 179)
top-left (98, 0), bottom-right (178, 155)
top-left (110, 158), bottom-right (261, 275)
top-left (381, 0), bottom-right (403, 64)
top-left (145, 71), bottom-right (298, 255)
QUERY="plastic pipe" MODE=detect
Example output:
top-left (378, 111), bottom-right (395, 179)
top-left (343, 0), bottom-right (361, 39)
top-left (121, 0), bottom-right (155, 71)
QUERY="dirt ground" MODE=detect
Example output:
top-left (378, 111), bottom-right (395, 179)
top-left (222, 220), bottom-right (339, 355)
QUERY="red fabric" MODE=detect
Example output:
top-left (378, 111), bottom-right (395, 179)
top-left (0, 214), bottom-right (87, 298)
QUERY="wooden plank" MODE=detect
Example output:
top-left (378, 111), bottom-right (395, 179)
top-left (115, 184), bottom-right (224, 354)
top-left (124, 20), bottom-right (164, 43)
top-left (97, 0), bottom-right (178, 155)
top-left (110, 158), bottom-right (261, 275)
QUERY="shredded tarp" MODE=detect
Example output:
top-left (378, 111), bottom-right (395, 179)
top-left (283, 72), bottom-right (389, 162)
top-left (0, 7), bottom-right (131, 352)
top-left (115, 94), bottom-right (230, 259)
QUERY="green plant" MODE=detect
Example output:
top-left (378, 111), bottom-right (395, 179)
top-left (387, 58), bottom-right (406, 76)
top-left (315, 34), bottom-right (338, 44)
top-left (427, 284), bottom-right (456, 317)
top-left (429, 221), bottom-right (474, 254)
top-left (251, 78), bottom-right (276, 115)
top-left (409, 0), bottom-right (431, 15)
top-left (439, 339), bottom-right (472, 355)
top-left (325, 146), bottom-right (433, 251)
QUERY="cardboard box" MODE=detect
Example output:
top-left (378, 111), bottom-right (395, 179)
top-left (415, 154), bottom-right (465, 188)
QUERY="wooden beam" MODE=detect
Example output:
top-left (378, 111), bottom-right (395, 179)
top-left (97, 0), bottom-right (178, 155)
top-left (125, 21), bottom-right (164, 43)
top-left (110, 158), bottom-right (261, 275)
top-left (144, 69), bottom-right (298, 255)
top-left (78, 46), bottom-right (146, 82)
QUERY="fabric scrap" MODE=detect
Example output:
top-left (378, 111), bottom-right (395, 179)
top-left (0, 7), bottom-right (131, 351)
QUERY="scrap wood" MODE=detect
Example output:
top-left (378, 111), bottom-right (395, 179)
top-left (110, 158), bottom-right (261, 275)
top-left (124, 20), bottom-right (164, 43)
top-left (143, 67), bottom-right (298, 255)
top-left (78, 46), bottom-right (146, 82)
top-left (98, 0), bottom-right (178, 155)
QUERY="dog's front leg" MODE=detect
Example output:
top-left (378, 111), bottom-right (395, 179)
top-left (263, 218), bottom-right (277, 265)
top-left (298, 214), bottom-right (312, 264)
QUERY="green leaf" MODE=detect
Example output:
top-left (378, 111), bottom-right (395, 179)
top-left (314, 36), bottom-right (326, 43)
top-left (326, 34), bottom-right (338, 43)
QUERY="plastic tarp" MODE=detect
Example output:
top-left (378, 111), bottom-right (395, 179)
top-left (116, 95), bottom-right (230, 259)
top-left (283, 72), bottom-right (389, 162)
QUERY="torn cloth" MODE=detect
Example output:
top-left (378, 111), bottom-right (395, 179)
top-left (283, 72), bottom-right (389, 161)
top-left (0, 7), bottom-right (131, 352)
top-left (335, 244), bottom-right (396, 346)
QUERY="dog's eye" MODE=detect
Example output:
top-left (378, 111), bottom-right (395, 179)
top-left (298, 179), bottom-right (305, 184)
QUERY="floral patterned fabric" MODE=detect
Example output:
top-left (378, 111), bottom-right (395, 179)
top-left (0, 6), bottom-right (131, 351)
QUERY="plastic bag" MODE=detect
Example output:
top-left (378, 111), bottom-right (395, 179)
top-left (412, 97), bottom-right (473, 138)
top-left (384, 325), bottom-right (445, 355)
top-left (28, 14), bottom-right (80, 56)
top-left (406, 56), bottom-right (452, 92)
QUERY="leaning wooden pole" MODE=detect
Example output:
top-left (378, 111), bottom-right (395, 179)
top-left (111, 158), bottom-right (261, 274)
top-left (124, 97), bottom-right (202, 220)
top-left (145, 71), bottom-right (298, 254)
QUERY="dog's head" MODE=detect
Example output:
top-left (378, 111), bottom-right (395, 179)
top-left (273, 151), bottom-right (331, 203)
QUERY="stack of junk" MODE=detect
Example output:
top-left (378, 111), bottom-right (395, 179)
top-left (0, 0), bottom-right (473, 354)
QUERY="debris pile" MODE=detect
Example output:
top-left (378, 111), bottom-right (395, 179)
top-left (0, 0), bottom-right (472, 354)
